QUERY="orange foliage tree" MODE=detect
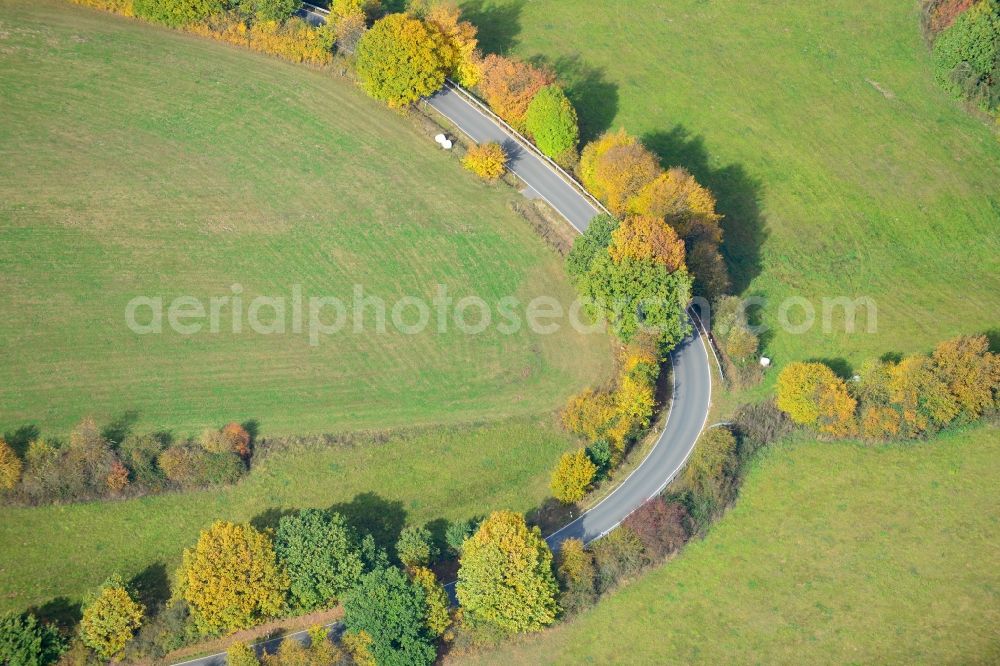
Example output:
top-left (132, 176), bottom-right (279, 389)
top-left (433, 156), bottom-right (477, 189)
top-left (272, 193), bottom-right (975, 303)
top-left (424, 2), bottom-right (481, 86)
top-left (608, 215), bottom-right (686, 272)
top-left (477, 54), bottom-right (554, 130)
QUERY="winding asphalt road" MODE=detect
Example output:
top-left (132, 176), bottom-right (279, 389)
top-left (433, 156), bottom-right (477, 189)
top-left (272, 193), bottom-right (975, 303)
top-left (172, 7), bottom-right (713, 665)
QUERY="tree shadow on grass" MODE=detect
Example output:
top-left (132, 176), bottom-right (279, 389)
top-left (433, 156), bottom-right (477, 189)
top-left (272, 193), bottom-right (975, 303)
top-left (3, 424), bottom-right (39, 458)
top-left (642, 126), bottom-right (767, 295)
top-left (809, 357), bottom-right (854, 379)
top-left (129, 562), bottom-right (171, 614)
top-left (250, 507), bottom-right (297, 533)
top-left (461, 0), bottom-right (524, 55)
top-left (102, 410), bottom-right (140, 445)
top-left (28, 597), bottom-right (81, 632)
top-left (329, 492), bottom-right (407, 555)
top-left (526, 497), bottom-right (575, 535)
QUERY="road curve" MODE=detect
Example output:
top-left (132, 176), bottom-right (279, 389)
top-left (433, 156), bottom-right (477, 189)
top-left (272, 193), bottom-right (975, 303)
top-left (171, 8), bottom-right (712, 666)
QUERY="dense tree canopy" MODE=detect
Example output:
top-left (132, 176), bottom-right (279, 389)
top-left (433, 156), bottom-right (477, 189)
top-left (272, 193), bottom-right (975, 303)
top-left (356, 13), bottom-right (447, 107)
top-left (579, 130), bottom-right (661, 215)
top-left (524, 85), bottom-right (580, 164)
top-left (932, 0), bottom-right (1000, 111)
top-left (274, 509), bottom-right (365, 611)
top-left (550, 448), bottom-right (598, 503)
top-left (776, 362), bottom-right (857, 437)
top-left (342, 567), bottom-right (437, 666)
top-left (424, 2), bottom-right (481, 86)
top-left (133, 0), bottom-right (228, 27)
top-left (477, 54), bottom-right (555, 129)
top-left (80, 575), bottom-right (145, 660)
top-left (175, 521), bottom-right (288, 634)
top-left (0, 613), bottom-right (65, 666)
top-left (456, 510), bottom-right (559, 633)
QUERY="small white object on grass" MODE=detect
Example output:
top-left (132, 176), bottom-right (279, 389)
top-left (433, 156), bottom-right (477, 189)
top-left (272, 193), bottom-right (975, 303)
top-left (441, 139), bottom-right (453, 150)
top-left (759, 356), bottom-right (771, 368)
top-left (434, 133), bottom-right (447, 144)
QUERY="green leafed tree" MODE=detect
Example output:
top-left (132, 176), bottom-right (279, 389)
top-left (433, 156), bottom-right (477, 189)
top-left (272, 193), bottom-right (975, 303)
top-left (524, 85), bottom-right (580, 165)
top-left (133, 0), bottom-right (229, 27)
top-left (396, 525), bottom-right (438, 569)
top-left (342, 567), bottom-right (437, 666)
top-left (0, 613), bottom-right (65, 666)
top-left (456, 510), bottom-right (558, 634)
top-left (274, 509), bottom-right (366, 611)
top-left (355, 13), bottom-right (447, 107)
top-left (239, 0), bottom-right (300, 23)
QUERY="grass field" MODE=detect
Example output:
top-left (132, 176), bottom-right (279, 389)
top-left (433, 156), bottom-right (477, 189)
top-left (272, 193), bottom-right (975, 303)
top-left (459, 423), bottom-right (1000, 664)
top-left (0, 414), bottom-right (578, 613)
top-left (0, 0), bottom-right (612, 438)
top-left (464, 0), bottom-right (1000, 371)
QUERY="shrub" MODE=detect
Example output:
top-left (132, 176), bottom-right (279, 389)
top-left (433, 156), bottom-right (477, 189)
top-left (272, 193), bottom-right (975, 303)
top-left (931, 335), bottom-right (999, 418)
top-left (410, 567), bottom-right (451, 637)
top-left (123, 600), bottom-right (194, 662)
top-left (190, 14), bottom-right (335, 66)
top-left (119, 433), bottom-right (167, 490)
top-left (80, 575), bottom-right (144, 660)
top-left (579, 129), bottom-right (661, 215)
top-left (889, 356), bottom-right (961, 435)
top-left (731, 399), bottom-right (793, 455)
top-left (175, 521), bottom-right (288, 634)
top-left (524, 85), bottom-right (579, 164)
top-left (0, 612), bottom-right (66, 666)
top-left (334, 9), bottom-right (367, 55)
top-left (106, 461), bottom-right (130, 493)
top-left (342, 567), bottom-right (437, 666)
top-left (158, 444), bottom-right (243, 488)
top-left (860, 405), bottom-right (903, 441)
top-left (274, 509), bottom-right (365, 611)
top-left (396, 525), bottom-right (438, 568)
top-left (555, 539), bottom-right (596, 615)
top-left (456, 510), bottom-right (558, 634)
top-left (550, 448), bottom-right (598, 503)
top-left (584, 440), bottom-right (613, 480)
top-left (561, 388), bottom-right (618, 442)
top-left (200, 422), bottom-right (251, 458)
top-left (71, 0), bottom-right (135, 16)
top-left (680, 427), bottom-right (738, 509)
top-left (0, 439), bottom-right (22, 491)
top-left (932, 0), bottom-right (1000, 111)
top-left (776, 362), bottom-right (857, 436)
top-left (356, 13), bottom-right (447, 107)
top-left (462, 142), bottom-right (507, 180)
top-left (924, 0), bottom-right (977, 36)
top-left (622, 496), bottom-right (689, 562)
top-left (477, 54), bottom-right (554, 129)
top-left (590, 526), bottom-right (644, 593)
top-left (133, 0), bottom-right (228, 27)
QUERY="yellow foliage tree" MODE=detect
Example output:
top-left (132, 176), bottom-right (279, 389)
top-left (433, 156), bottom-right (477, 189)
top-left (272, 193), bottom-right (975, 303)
top-left (931, 335), bottom-right (1000, 418)
top-left (550, 449), bottom-right (598, 503)
top-left (561, 388), bottom-right (618, 441)
top-left (80, 576), bottom-right (144, 660)
top-left (175, 521), bottom-right (289, 634)
top-left (776, 362), bottom-right (857, 437)
top-left (860, 406), bottom-right (902, 441)
top-left (579, 129), bottom-right (662, 215)
top-left (608, 215), bottom-right (686, 271)
top-left (462, 142), bottom-right (507, 180)
top-left (0, 439), bottom-right (22, 491)
top-left (425, 2), bottom-right (481, 86)
top-left (410, 566), bottom-right (451, 637)
top-left (889, 356), bottom-right (960, 434)
top-left (355, 13), bottom-right (447, 108)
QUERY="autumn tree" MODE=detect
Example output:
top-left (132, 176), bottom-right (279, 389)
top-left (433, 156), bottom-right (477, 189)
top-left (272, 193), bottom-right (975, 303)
top-left (424, 1), bottom-right (481, 86)
top-left (410, 566), bottom-right (451, 637)
top-left (524, 84), bottom-right (579, 165)
top-left (622, 496), bottom-right (689, 561)
top-left (462, 141), bottom-right (507, 180)
top-left (889, 355), bottom-right (960, 435)
top-left (931, 335), bottom-right (999, 418)
top-left (342, 567), bottom-right (436, 666)
top-left (561, 388), bottom-right (618, 441)
top-left (608, 215), bottom-right (686, 271)
top-left (859, 405), bottom-right (902, 441)
top-left (80, 575), bottom-right (144, 660)
top-left (175, 521), bottom-right (288, 634)
top-left (133, 0), bottom-right (228, 27)
top-left (776, 362), bottom-right (857, 436)
top-left (579, 130), bottom-right (661, 215)
top-left (274, 509), bottom-right (365, 611)
top-left (477, 54), bottom-right (555, 129)
top-left (356, 13), bottom-right (447, 107)
top-left (0, 439), bottom-right (22, 491)
top-left (457, 510), bottom-right (558, 633)
top-left (227, 642), bottom-right (260, 666)
top-left (555, 538), bottom-right (596, 615)
top-left (550, 449), bottom-right (598, 503)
